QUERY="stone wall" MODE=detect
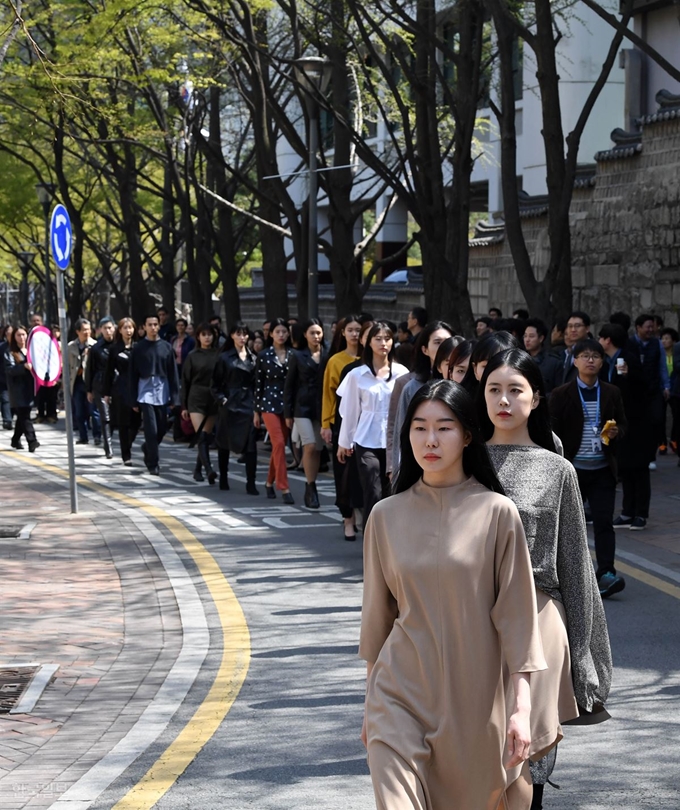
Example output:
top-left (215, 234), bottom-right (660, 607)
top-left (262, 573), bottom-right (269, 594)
top-left (469, 107), bottom-right (680, 329)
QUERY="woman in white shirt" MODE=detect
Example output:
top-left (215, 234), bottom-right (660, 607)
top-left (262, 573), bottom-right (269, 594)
top-left (336, 322), bottom-right (409, 525)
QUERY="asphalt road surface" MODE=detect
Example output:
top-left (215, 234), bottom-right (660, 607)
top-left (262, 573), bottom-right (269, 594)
top-left (5, 424), bottom-right (680, 809)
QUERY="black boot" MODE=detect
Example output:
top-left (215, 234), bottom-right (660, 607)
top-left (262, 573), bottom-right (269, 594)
top-left (198, 432), bottom-right (217, 485)
top-left (103, 423), bottom-right (113, 459)
top-left (530, 784), bottom-right (544, 810)
top-left (193, 456), bottom-right (204, 482)
top-left (245, 451), bottom-right (259, 495)
top-left (218, 449), bottom-right (230, 490)
top-left (304, 481), bottom-right (319, 509)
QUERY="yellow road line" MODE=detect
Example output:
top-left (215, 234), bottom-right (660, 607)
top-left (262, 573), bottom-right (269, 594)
top-left (614, 560), bottom-right (680, 601)
top-left (9, 452), bottom-right (250, 808)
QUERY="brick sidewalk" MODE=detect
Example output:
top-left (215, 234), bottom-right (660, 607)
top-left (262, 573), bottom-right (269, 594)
top-left (0, 458), bottom-right (183, 809)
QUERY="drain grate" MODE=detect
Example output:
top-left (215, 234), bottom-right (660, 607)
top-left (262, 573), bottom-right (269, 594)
top-left (0, 667), bottom-right (39, 713)
top-left (0, 526), bottom-right (23, 539)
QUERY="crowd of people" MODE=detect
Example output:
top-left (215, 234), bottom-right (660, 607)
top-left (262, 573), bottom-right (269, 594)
top-left (1, 299), bottom-right (677, 809)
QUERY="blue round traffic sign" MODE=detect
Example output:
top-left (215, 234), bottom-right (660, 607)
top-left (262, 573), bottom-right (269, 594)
top-left (50, 204), bottom-right (73, 270)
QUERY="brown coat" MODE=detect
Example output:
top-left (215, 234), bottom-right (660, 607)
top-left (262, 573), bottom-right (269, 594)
top-left (360, 477), bottom-right (547, 810)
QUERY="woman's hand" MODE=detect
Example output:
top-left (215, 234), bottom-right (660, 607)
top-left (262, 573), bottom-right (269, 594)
top-left (506, 672), bottom-right (531, 769)
top-left (320, 427), bottom-right (332, 445)
top-left (181, 409), bottom-right (189, 421)
top-left (253, 412), bottom-right (261, 429)
top-left (285, 417), bottom-right (293, 429)
top-left (505, 708), bottom-right (531, 769)
top-left (337, 445), bottom-right (352, 464)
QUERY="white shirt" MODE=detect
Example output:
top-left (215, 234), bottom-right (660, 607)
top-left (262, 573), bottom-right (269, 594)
top-left (337, 363), bottom-right (409, 449)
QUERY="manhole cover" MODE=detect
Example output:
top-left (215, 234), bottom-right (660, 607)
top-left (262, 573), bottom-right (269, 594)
top-left (0, 667), bottom-right (39, 713)
top-left (0, 526), bottom-right (23, 538)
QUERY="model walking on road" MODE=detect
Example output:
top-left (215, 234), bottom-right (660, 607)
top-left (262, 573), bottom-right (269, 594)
top-left (254, 317), bottom-right (294, 503)
top-left (478, 349), bottom-right (613, 809)
top-left (337, 322), bottom-right (409, 525)
top-left (283, 319), bottom-right (327, 509)
top-left (3, 325), bottom-right (39, 452)
top-left (320, 315), bottom-right (363, 538)
top-left (212, 322), bottom-right (259, 494)
top-left (361, 381), bottom-right (546, 810)
top-left (129, 314), bottom-right (180, 475)
top-left (103, 318), bottom-right (140, 466)
top-left (86, 317), bottom-right (116, 459)
top-left (182, 324), bottom-right (220, 485)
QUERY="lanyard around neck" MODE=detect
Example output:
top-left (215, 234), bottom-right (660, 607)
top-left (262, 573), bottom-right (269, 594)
top-left (577, 384), bottom-right (601, 435)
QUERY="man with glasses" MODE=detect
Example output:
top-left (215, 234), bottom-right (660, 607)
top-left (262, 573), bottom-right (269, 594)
top-left (550, 339), bottom-right (628, 598)
top-left (560, 310), bottom-right (591, 385)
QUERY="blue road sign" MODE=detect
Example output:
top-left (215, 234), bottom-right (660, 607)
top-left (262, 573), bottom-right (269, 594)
top-left (50, 204), bottom-right (73, 270)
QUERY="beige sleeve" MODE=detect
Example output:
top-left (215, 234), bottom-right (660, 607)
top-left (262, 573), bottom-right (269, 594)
top-left (359, 509), bottom-right (398, 663)
top-left (490, 501), bottom-right (548, 676)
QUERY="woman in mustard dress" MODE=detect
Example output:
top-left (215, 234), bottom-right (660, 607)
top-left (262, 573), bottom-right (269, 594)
top-left (360, 381), bottom-right (547, 810)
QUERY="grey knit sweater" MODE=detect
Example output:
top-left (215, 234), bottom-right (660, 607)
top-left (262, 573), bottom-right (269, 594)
top-left (486, 444), bottom-right (612, 713)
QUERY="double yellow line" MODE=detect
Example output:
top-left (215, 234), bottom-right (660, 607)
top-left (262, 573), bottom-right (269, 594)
top-left (12, 453), bottom-right (251, 808)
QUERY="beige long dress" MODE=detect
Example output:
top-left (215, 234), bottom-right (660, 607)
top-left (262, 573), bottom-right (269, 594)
top-left (360, 477), bottom-right (547, 810)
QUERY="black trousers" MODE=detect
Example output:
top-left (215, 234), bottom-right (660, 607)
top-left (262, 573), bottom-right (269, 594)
top-left (355, 445), bottom-right (389, 527)
top-left (620, 467), bottom-right (651, 520)
top-left (13, 407), bottom-right (36, 445)
top-left (331, 423), bottom-right (363, 518)
top-left (575, 466), bottom-right (617, 578)
top-left (36, 385), bottom-right (58, 419)
top-left (140, 403), bottom-right (168, 469)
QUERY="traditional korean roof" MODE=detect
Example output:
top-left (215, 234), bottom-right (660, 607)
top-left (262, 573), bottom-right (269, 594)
top-left (638, 89), bottom-right (680, 126)
top-left (594, 127), bottom-right (643, 161)
top-left (469, 219), bottom-right (505, 246)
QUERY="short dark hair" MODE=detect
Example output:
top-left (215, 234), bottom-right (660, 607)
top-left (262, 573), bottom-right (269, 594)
top-left (524, 318), bottom-right (548, 340)
top-left (661, 327), bottom-right (679, 342)
top-left (635, 313), bottom-right (655, 329)
top-left (476, 316), bottom-right (492, 328)
top-left (552, 318), bottom-right (567, 333)
top-left (573, 338), bottom-right (604, 359)
top-left (410, 307), bottom-right (428, 328)
top-left (176, 317), bottom-right (188, 327)
top-left (398, 321), bottom-right (409, 332)
top-left (210, 314), bottom-right (222, 323)
top-left (512, 308), bottom-right (529, 321)
top-left (609, 311), bottom-right (631, 331)
top-left (568, 310), bottom-right (591, 327)
top-left (144, 314), bottom-right (159, 324)
top-left (489, 307), bottom-right (503, 318)
top-left (98, 316), bottom-right (115, 328)
top-left (598, 323), bottom-right (628, 349)
top-left (74, 318), bottom-right (90, 332)
top-left (653, 314), bottom-right (664, 327)
top-left (157, 306), bottom-right (168, 315)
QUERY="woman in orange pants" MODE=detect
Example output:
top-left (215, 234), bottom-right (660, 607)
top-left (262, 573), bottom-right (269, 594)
top-left (254, 317), bottom-right (294, 503)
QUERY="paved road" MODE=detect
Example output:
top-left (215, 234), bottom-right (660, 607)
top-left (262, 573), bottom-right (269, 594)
top-left (1, 423), bottom-right (679, 809)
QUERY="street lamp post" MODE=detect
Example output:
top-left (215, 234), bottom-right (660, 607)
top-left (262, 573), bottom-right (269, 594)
top-left (35, 182), bottom-right (56, 326)
top-left (293, 57), bottom-right (332, 321)
top-left (17, 251), bottom-right (36, 325)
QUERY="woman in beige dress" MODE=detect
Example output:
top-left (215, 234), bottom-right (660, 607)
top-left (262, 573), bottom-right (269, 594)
top-left (360, 380), bottom-right (547, 810)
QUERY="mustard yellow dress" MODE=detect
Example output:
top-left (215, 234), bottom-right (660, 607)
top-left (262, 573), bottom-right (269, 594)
top-left (360, 477), bottom-right (547, 810)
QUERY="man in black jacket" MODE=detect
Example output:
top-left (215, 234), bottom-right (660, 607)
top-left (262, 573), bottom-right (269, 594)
top-left (86, 317), bottom-right (116, 459)
top-left (129, 314), bottom-right (179, 474)
top-left (599, 323), bottom-right (651, 530)
top-left (523, 318), bottom-right (562, 395)
top-left (550, 339), bottom-right (627, 598)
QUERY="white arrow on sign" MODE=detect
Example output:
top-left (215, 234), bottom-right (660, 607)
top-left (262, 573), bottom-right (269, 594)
top-left (53, 215), bottom-right (71, 262)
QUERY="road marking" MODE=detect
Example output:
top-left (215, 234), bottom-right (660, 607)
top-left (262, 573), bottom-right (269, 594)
top-left (588, 542), bottom-right (680, 600)
top-left (1, 451), bottom-right (250, 809)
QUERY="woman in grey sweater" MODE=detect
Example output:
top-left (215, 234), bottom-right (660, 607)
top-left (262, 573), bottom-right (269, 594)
top-left (477, 349), bottom-right (612, 810)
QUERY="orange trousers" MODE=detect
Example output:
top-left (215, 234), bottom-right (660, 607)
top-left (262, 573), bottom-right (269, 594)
top-left (262, 412), bottom-right (290, 491)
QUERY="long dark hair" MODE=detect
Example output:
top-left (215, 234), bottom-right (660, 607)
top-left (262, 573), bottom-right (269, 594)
top-left (362, 321), bottom-right (395, 378)
top-left (194, 322), bottom-right (218, 349)
top-left (477, 349), bottom-right (556, 452)
top-left (267, 317), bottom-right (292, 348)
top-left (394, 380), bottom-right (505, 496)
top-left (432, 335), bottom-right (464, 380)
top-left (299, 318), bottom-right (324, 350)
top-left (447, 339), bottom-right (475, 378)
top-left (224, 320), bottom-right (249, 352)
top-left (461, 331), bottom-right (520, 394)
top-left (411, 320), bottom-right (454, 382)
top-left (330, 313), bottom-right (362, 356)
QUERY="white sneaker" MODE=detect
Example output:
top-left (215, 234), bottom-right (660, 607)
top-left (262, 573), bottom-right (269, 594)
top-left (649, 462), bottom-right (657, 471)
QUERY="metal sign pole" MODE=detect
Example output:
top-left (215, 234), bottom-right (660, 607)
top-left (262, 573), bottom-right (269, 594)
top-left (55, 265), bottom-right (78, 513)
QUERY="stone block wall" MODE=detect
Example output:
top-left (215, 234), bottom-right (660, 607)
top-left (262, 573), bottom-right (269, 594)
top-left (469, 113), bottom-right (680, 329)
